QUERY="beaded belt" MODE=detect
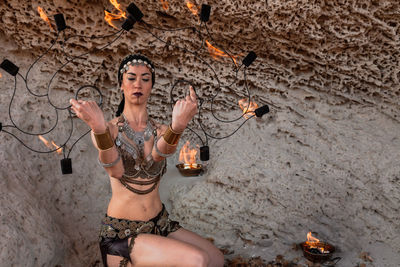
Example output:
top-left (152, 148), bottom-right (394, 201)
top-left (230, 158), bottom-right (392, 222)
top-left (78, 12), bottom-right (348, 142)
top-left (99, 205), bottom-right (180, 240)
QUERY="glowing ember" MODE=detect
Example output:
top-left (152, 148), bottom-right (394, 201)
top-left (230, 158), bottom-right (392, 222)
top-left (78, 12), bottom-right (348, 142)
top-left (104, 0), bottom-right (127, 29)
top-left (38, 135), bottom-right (63, 155)
top-left (179, 141), bottom-right (199, 169)
top-left (37, 6), bottom-right (54, 31)
top-left (205, 40), bottom-right (239, 65)
top-left (160, 0), bottom-right (169, 11)
top-left (186, 1), bottom-right (199, 16)
top-left (238, 98), bottom-right (259, 119)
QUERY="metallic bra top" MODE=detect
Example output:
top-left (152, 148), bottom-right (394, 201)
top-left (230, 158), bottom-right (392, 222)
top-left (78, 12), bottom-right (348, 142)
top-left (114, 115), bottom-right (166, 194)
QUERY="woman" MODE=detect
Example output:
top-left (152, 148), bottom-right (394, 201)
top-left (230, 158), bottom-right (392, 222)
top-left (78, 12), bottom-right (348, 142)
top-left (70, 54), bottom-right (224, 267)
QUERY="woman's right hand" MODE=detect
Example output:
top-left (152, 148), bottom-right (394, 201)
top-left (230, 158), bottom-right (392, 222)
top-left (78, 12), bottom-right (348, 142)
top-left (69, 99), bottom-right (107, 133)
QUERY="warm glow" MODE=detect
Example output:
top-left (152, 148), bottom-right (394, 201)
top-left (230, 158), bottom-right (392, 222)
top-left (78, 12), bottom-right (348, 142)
top-left (205, 40), bottom-right (238, 65)
top-left (238, 98), bottom-right (258, 119)
top-left (0, 72), bottom-right (2, 78)
top-left (37, 6), bottom-right (54, 30)
top-left (186, 1), bottom-right (199, 16)
top-left (160, 0), bottom-right (169, 11)
top-left (179, 141), bottom-right (198, 169)
top-left (104, 0), bottom-right (127, 29)
top-left (38, 135), bottom-right (63, 155)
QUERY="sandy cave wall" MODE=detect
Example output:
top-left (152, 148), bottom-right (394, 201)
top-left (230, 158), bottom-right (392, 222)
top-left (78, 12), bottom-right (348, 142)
top-left (0, 0), bottom-right (399, 266)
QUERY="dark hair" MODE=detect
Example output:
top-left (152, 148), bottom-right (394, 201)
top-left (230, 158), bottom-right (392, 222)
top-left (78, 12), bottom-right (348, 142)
top-left (116, 54), bottom-right (155, 117)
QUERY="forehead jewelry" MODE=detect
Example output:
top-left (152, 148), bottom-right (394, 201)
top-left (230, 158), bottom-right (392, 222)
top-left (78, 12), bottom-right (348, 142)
top-left (120, 59), bottom-right (155, 75)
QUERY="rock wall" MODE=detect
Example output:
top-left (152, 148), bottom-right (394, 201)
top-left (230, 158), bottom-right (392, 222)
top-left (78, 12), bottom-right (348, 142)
top-left (0, 0), bottom-right (399, 266)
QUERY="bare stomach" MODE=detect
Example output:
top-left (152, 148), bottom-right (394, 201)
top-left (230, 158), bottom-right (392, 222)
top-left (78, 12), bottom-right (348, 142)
top-left (107, 177), bottom-right (163, 221)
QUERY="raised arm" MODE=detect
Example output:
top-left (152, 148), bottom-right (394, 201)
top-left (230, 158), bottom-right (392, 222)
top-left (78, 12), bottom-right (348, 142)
top-left (69, 99), bottom-right (124, 178)
top-left (152, 86), bottom-right (198, 161)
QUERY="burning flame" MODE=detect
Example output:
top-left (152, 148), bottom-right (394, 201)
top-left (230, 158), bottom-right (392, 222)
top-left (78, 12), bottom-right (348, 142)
top-left (305, 232), bottom-right (326, 253)
top-left (38, 135), bottom-right (63, 155)
top-left (37, 6), bottom-right (54, 31)
top-left (307, 232), bottom-right (320, 243)
top-left (205, 40), bottom-right (239, 65)
top-left (186, 1), bottom-right (199, 16)
top-left (179, 141), bottom-right (199, 169)
top-left (104, 0), bottom-right (127, 29)
top-left (160, 0), bottom-right (169, 11)
top-left (238, 98), bottom-right (258, 119)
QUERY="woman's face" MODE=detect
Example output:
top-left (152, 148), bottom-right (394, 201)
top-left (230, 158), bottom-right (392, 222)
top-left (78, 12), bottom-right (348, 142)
top-left (121, 64), bottom-right (153, 106)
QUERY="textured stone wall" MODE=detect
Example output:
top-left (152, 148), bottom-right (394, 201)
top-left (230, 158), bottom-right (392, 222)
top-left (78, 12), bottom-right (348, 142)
top-left (0, 0), bottom-right (399, 266)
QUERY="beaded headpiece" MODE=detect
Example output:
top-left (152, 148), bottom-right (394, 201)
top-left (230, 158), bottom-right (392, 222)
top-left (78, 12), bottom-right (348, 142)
top-left (118, 54), bottom-right (155, 87)
top-left (120, 58), bottom-right (155, 74)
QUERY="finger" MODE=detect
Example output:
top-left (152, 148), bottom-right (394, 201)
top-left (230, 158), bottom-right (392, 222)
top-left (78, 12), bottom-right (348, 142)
top-left (189, 86), bottom-right (197, 102)
top-left (70, 98), bottom-right (78, 106)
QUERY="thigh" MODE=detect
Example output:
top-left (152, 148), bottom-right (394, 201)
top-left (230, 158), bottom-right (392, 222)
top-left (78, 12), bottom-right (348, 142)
top-left (168, 228), bottom-right (224, 267)
top-left (128, 233), bottom-right (208, 267)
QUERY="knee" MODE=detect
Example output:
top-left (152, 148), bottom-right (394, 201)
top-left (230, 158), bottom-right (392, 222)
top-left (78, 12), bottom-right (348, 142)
top-left (212, 249), bottom-right (225, 267)
top-left (187, 249), bottom-right (210, 267)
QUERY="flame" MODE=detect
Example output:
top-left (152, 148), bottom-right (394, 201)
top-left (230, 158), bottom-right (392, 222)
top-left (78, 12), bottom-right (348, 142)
top-left (307, 232), bottom-right (320, 243)
top-left (238, 98), bottom-right (258, 119)
top-left (104, 0), bottom-right (127, 29)
top-left (37, 6), bottom-right (54, 30)
top-left (305, 232), bottom-right (326, 253)
top-left (160, 0), bottom-right (169, 11)
top-left (205, 40), bottom-right (239, 65)
top-left (186, 1), bottom-right (199, 16)
top-left (179, 141), bottom-right (198, 169)
top-left (38, 135), bottom-right (63, 155)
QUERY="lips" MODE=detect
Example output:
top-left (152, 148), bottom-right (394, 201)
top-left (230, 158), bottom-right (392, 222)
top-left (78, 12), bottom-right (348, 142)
top-left (133, 92), bottom-right (143, 97)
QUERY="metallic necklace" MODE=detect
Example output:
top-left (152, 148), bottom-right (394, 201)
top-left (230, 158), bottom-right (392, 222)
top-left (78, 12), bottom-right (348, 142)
top-left (116, 114), bottom-right (153, 154)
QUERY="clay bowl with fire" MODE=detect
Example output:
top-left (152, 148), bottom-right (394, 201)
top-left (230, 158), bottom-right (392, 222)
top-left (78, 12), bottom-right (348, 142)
top-left (176, 141), bottom-right (203, 177)
top-left (300, 232), bottom-right (335, 263)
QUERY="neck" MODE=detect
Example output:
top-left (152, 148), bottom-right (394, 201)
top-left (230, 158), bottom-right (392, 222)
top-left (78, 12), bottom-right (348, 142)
top-left (122, 102), bottom-right (148, 125)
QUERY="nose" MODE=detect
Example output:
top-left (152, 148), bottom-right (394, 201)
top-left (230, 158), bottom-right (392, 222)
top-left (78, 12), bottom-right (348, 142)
top-left (133, 78), bottom-right (142, 88)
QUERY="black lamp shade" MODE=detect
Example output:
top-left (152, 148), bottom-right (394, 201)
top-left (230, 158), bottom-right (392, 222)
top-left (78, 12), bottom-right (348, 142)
top-left (54, 13), bottom-right (66, 31)
top-left (200, 146), bottom-right (210, 161)
top-left (255, 105), bottom-right (269, 117)
top-left (61, 158), bottom-right (72, 174)
top-left (121, 16), bottom-right (135, 31)
top-left (0, 59), bottom-right (19, 76)
top-left (127, 3), bottom-right (143, 21)
top-left (242, 51), bottom-right (257, 67)
top-left (200, 4), bottom-right (211, 22)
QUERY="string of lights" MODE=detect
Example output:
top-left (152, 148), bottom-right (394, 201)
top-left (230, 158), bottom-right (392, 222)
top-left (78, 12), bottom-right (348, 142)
top-left (0, 2), bottom-right (269, 174)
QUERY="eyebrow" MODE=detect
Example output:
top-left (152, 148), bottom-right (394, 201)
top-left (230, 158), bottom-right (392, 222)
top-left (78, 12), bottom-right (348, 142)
top-left (126, 72), bottom-right (150, 76)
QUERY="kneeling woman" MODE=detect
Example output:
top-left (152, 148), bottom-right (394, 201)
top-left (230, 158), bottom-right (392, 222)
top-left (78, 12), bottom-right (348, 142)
top-left (70, 54), bottom-right (224, 267)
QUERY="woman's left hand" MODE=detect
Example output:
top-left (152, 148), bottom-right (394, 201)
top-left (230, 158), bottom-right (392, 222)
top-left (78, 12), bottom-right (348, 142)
top-left (171, 86), bottom-right (198, 132)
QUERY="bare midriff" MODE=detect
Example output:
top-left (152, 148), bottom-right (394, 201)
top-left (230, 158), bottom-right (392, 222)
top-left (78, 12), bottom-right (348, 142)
top-left (107, 177), bottom-right (163, 221)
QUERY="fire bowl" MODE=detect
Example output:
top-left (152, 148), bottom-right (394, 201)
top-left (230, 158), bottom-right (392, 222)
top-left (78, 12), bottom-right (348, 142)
top-left (300, 241), bottom-right (335, 263)
top-left (176, 164), bottom-right (203, 177)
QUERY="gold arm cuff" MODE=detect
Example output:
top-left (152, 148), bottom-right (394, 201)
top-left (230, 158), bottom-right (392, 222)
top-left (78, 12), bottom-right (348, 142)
top-left (93, 127), bottom-right (114, 150)
top-left (163, 125), bottom-right (182, 146)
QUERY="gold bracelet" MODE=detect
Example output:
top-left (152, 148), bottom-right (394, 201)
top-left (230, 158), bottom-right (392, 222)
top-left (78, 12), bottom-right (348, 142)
top-left (163, 124), bottom-right (182, 146)
top-left (93, 127), bottom-right (114, 150)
